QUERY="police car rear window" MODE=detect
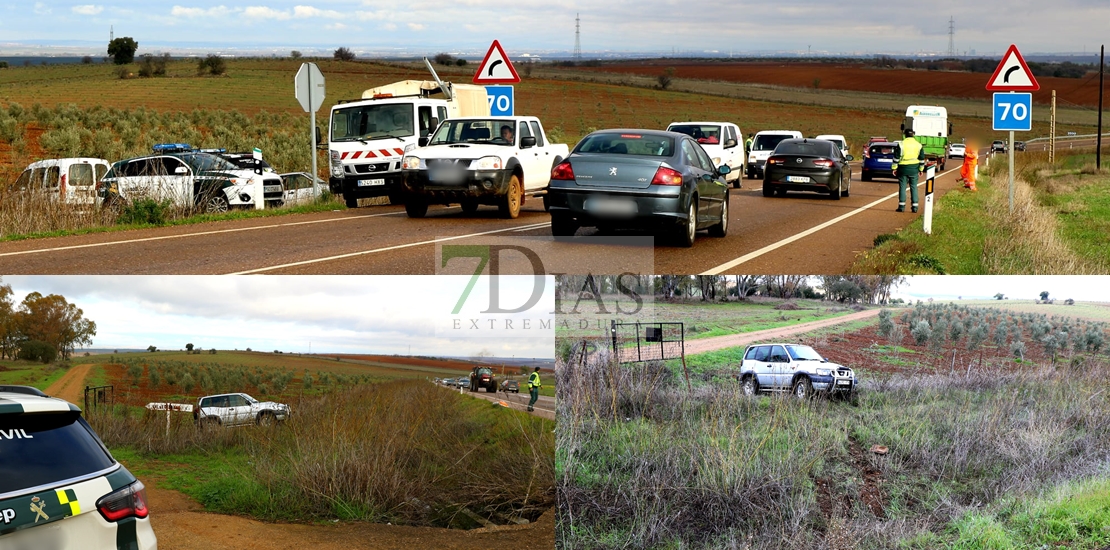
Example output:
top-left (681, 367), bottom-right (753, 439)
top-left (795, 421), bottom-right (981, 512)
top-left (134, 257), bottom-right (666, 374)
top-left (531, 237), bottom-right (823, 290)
top-left (0, 412), bottom-right (115, 495)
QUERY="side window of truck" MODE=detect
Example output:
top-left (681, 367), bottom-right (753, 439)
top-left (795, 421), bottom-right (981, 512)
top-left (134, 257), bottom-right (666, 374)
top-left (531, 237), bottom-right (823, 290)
top-left (529, 122), bottom-right (545, 146)
top-left (418, 106), bottom-right (433, 137)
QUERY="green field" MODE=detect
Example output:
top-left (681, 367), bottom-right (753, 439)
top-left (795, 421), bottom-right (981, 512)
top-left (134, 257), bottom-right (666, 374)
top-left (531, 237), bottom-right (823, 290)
top-left (0, 359), bottom-right (70, 389)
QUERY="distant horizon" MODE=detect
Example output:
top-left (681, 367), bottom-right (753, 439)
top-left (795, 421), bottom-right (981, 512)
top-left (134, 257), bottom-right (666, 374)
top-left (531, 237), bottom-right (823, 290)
top-left (74, 348), bottom-right (555, 362)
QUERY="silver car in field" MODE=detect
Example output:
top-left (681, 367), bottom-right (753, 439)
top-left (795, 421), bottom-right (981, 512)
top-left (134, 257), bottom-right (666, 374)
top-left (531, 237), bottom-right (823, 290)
top-left (738, 343), bottom-right (856, 399)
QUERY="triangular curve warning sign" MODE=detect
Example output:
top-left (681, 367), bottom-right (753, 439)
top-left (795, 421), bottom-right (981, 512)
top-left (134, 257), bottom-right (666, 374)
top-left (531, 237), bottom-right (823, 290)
top-left (986, 44), bottom-right (1040, 91)
top-left (473, 40), bottom-right (520, 84)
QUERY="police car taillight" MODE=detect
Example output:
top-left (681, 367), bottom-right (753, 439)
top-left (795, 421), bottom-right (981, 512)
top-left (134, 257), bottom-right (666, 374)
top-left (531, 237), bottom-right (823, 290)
top-left (96, 480), bottom-right (149, 522)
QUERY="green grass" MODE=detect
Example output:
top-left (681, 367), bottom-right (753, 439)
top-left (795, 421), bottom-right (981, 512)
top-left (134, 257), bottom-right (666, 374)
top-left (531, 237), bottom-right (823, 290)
top-left (0, 360), bottom-right (68, 389)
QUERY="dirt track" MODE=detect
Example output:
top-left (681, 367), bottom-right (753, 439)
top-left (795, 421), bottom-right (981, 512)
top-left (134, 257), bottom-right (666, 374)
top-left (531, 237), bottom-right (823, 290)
top-left (683, 309), bottom-right (882, 356)
top-left (44, 363), bottom-right (95, 404)
top-left (46, 363), bottom-right (555, 549)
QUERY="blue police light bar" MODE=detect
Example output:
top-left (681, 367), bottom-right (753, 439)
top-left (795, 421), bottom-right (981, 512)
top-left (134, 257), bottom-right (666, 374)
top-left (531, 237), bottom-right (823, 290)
top-left (152, 143), bottom-right (192, 153)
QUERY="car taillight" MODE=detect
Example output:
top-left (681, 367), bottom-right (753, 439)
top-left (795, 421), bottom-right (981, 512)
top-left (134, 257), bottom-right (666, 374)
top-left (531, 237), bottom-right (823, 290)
top-left (551, 161), bottom-right (575, 181)
top-left (651, 166), bottom-right (683, 186)
top-left (766, 156), bottom-right (785, 165)
top-left (97, 480), bottom-right (149, 522)
top-left (813, 159), bottom-right (834, 168)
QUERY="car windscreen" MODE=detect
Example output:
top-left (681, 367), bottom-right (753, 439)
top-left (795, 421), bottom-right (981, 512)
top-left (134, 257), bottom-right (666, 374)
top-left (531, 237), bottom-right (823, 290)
top-left (429, 119), bottom-right (516, 145)
top-left (668, 125), bottom-right (721, 145)
top-left (774, 142), bottom-right (832, 156)
top-left (574, 133), bottom-right (674, 156)
top-left (752, 134), bottom-right (794, 151)
top-left (0, 412), bottom-right (115, 495)
top-left (180, 153), bottom-right (239, 173)
top-left (786, 345), bottom-right (825, 361)
top-left (332, 103), bottom-right (414, 141)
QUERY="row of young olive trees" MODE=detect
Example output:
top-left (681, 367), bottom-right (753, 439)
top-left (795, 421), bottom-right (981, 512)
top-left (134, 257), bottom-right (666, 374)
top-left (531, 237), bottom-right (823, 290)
top-left (120, 358), bottom-right (374, 397)
top-left (878, 303), bottom-right (1107, 362)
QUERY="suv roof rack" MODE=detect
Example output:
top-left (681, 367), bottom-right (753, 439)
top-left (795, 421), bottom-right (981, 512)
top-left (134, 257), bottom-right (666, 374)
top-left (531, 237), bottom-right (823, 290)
top-left (0, 385), bottom-right (49, 397)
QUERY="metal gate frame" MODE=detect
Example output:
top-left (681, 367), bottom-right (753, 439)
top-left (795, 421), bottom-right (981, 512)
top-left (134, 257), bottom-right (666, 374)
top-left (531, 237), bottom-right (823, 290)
top-left (609, 320), bottom-right (691, 390)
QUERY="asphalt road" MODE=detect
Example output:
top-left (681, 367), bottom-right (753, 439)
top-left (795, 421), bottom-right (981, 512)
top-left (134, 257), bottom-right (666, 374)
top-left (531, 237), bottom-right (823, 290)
top-left (0, 145), bottom-right (1095, 275)
top-left (439, 382), bottom-right (556, 420)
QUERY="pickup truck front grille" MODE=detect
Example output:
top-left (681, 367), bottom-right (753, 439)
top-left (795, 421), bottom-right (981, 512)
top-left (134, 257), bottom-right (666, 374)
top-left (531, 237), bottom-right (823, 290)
top-left (354, 162), bottom-right (392, 174)
top-left (428, 159), bottom-right (471, 168)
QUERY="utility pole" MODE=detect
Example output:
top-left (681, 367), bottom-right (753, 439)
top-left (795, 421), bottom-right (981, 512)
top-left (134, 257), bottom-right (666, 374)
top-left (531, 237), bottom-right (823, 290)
top-left (573, 14), bottom-right (581, 60)
top-left (1050, 90), bottom-right (1056, 164)
top-left (947, 17), bottom-right (955, 57)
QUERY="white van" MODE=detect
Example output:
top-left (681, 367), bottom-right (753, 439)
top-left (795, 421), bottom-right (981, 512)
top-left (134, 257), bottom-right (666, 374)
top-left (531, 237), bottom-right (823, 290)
top-left (14, 158), bottom-right (110, 206)
top-left (815, 134), bottom-right (850, 158)
top-left (666, 121), bottom-right (745, 188)
top-left (747, 130), bottom-right (803, 179)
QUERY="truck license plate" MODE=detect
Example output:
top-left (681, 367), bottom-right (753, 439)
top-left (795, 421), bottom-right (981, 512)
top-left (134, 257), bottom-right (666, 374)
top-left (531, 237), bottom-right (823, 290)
top-left (358, 178), bottom-right (385, 187)
top-left (785, 176), bottom-right (810, 183)
top-left (264, 185), bottom-right (283, 193)
top-left (428, 169), bottom-right (465, 184)
top-left (837, 380), bottom-right (850, 386)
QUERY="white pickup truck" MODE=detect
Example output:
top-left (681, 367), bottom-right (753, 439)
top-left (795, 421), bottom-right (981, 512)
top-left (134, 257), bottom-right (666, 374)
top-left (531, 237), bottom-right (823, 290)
top-left (401, 116), bottom-right (569, 219)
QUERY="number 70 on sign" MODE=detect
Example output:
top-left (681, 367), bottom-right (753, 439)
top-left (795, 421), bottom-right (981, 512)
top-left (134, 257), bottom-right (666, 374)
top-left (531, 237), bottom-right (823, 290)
top-left (993, 92), bottom-right (1032, 131)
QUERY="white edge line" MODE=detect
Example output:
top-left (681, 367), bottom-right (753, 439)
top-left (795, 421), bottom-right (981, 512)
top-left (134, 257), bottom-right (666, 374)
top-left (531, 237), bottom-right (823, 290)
top-left (229, 222), bottom-right (553, 274)
top-left (702, 167), bottom-right (959, 275)
top-left (0, 209), bottom-right (406, 259)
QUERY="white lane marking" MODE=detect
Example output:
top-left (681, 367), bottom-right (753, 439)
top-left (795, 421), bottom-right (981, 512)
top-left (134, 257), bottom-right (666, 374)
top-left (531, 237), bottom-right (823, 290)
top-left (513, 223), bottom-right (550, 232)
top-left (0, 209), bottom-right (407, 258)
top-left (706, 167), bottom-right (959, 275)
top-left (231, 222), bottom-right (553, 274)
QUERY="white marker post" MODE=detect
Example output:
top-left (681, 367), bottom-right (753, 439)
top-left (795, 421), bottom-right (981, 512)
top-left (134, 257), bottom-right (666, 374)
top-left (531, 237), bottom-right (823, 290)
top-left (295, 63), bottom-right (326, 201)
top-left (923, 165), bottom-right (936, 235)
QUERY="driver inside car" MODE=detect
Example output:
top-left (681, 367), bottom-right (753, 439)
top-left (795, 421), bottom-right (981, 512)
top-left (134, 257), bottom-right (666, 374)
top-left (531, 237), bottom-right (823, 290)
top-left (500, 124), bottom-right (514, 143)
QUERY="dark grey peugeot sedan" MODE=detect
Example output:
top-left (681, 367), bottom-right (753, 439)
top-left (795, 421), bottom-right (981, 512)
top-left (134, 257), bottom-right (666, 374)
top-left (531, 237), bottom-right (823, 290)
top-left (546, 129), bottom-right (730, 247)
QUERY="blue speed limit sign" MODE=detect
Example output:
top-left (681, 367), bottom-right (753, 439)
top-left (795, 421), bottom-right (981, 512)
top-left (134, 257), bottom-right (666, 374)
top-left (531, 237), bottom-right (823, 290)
top-left (485, 85), bottom-right (514, 116)
top-left (993, 92), bottom-right (1032, 131)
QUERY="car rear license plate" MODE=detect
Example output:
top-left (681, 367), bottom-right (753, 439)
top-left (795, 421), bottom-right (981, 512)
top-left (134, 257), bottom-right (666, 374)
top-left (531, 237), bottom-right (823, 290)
top-left (586, 197), bottom-right (637, 216)
top-left (785, 176), bottom-right (810, 183)
top-left (358, 178), bottom-right (385, 187)
top-left (878, 159), bottom-right (892, 163)
top-left (264, 185), bottom-right (282, 193)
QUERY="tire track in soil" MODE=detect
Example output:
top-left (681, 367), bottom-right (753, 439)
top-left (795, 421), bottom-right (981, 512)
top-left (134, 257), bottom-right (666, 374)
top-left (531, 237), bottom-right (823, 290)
top-left (44, 363), bottom-right (95, 404)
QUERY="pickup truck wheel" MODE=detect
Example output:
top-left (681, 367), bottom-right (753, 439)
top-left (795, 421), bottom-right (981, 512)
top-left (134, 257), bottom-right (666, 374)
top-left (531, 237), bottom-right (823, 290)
top-left (551, 214), bottom-right (578, 239)
top-left (460, 198), bottom-right (479, 214)
top-left (388, 192), bottom-right (405, 206)
top-left (499, 175), bottom-right (522, 219)
top-left (741, 375), bottom-right (758, 396)
top-left (792, 377), bottom-right (813, 399)
top-left (345, 195), bottom-right (358, 208)
top-left (202, 417), bottom-right (221, 429)
top-left (675, 198), bottom-right (697, 248)
top-left (405, 197), bottom-right (428, 218)
top-left (708, 192), bottom-right (728, 237)
top-left (257, 412), bottom-right (274, 426)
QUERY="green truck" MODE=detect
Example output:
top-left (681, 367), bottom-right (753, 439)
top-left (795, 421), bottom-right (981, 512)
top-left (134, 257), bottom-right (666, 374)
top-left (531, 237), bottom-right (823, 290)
top-left (901, 105), bottom-right (952, 170)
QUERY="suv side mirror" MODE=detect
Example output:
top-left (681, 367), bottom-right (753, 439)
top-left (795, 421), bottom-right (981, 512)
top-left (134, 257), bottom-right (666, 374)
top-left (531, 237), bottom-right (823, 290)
top-left (418, 137), bottom-right (429, 147)
top-left (521, 136), bottom-right (537, 148)
top-left (717, 165), bottom-right (731, 175)
top-left (174, 166), bottom-right (188, 175)
top-left (845, 155), bottom-right (854, 161)
top-left (724, 139), bottom-right (737, 149)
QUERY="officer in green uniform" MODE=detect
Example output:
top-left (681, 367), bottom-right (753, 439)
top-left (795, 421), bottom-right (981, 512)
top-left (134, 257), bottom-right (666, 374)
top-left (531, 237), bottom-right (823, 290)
top-left (528, 367), bottom-right (542, 412)
top-left (894, 129), bottom-right (925, 213)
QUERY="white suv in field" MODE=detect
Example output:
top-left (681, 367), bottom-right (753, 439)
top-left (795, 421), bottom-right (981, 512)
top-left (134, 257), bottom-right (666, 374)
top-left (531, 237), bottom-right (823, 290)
top-left (0, 386), bottom-right (157, 549)
top-left (193, 392), bottom-right (290, 427)
top-left (738, 343), bottom-right (856, 398)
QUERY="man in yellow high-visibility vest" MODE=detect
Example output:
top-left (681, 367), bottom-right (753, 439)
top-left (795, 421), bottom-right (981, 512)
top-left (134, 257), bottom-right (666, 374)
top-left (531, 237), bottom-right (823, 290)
top-left (894, 129), bottom-right (925, 213)
top-left (527, 367), bottom-right (542, 412)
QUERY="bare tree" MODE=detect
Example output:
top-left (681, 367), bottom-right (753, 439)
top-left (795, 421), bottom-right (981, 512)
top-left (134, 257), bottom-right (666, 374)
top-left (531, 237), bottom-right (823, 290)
top-left (334, 47), bottom-right (356, 61)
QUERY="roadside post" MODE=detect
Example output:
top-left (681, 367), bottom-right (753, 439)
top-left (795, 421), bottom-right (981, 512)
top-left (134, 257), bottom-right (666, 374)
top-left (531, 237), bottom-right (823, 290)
top-left (146, 402), bottom-right (194, 437)
top-left (986, 44), bottom-right (1040, 214)
top-left (295, 62), bottom-right (326, 200)
top-left (923, 164), bottom-right (936, 234)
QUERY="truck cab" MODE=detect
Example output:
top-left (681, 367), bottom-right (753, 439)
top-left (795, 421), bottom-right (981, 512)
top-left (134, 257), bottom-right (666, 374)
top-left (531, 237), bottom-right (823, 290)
top-left (328, 80), bottom-right (489, 208)
top-left (902, 105), bottom-right (951, 170)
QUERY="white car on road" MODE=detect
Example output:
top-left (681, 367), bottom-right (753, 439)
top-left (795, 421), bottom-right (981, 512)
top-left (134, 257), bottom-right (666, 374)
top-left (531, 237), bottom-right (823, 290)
top-left (948, 143), bottom-right (967, 158)
top-left (815, 134), bottom-right (850, 159)
top-left (747, 130), bottom-right (803, 179)
top-left (667, 121), bottom-right (745, 188)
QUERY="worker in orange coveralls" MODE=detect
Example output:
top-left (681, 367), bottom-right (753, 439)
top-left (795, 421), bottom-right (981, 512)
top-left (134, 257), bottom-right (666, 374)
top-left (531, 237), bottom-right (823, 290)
top-left (960, 140), bottom-right (979, 191)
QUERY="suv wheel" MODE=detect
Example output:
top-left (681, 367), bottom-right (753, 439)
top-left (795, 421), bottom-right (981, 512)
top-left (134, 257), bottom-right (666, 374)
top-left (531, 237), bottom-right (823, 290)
top-left (741, 375), bottom-right (758, 396)
top-left (257, 412), bottom-right (274, 426)
top-left (405, 197), bottom-right (429, 218)
top-left (792, 377), bottom-right (812, 399)
top-left (345, 194), bottom-right (358, 208)
top-left (205, 194), bottom-right (230, 213)
top-left (499, 175), bottom-right (523, 219)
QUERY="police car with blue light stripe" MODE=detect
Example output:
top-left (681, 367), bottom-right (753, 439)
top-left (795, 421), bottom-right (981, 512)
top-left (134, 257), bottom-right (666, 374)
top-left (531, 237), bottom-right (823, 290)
top-left (0, 386), bottom-right (156, 549)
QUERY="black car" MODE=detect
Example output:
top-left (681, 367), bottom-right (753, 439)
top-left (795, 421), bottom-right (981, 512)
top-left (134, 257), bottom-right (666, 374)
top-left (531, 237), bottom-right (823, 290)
top-left (546, 129), bottom-right (730, 247)
top-left (1014, 141), bottom-right (1026, 152)
top-left (763, 139), bottom-right (853, 199)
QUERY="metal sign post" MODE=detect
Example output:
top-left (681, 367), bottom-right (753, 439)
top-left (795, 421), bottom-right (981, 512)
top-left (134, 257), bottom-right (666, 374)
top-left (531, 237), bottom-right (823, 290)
top-left (295, 63), bottom-right (326, 200)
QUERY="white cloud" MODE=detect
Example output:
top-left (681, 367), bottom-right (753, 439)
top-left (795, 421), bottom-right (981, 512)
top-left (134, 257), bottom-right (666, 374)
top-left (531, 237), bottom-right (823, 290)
top-left (33, 2), bottom-right (51, 15)
top-left (407, 22), bottom-right (425, 31)
top-left (325, 23), bottom-right (353, 31)
top-left (294, 5), bottom-right (343, 18)
top-left (380, 22), bottom-right (397, 31)
top-left (243, 5), bottom-right (291, 19)
top-left (170, 5), bottom-right (235, 18)
top-left (72, 5), bottom-right (103, 15)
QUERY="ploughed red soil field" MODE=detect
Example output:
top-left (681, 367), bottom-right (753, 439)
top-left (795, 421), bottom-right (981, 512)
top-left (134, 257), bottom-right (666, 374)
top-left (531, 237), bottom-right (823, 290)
top-left (335, 354), bottom-right (481, 372)
top-left (571, 61), bottom-right (1104, 107)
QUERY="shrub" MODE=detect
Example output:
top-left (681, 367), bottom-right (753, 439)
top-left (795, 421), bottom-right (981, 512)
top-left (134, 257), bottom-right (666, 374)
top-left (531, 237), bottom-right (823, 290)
top-left (912, 319), bottom-right (932, 345)
top-left (433, 52), bottom-right (454, 65)
top-left (81, 55), bottom-right (93, 64)
top-left (107, 37), bottom-right (138, 65)
top-left (197, 54), bottom-right (226, 76)
top-left (290, 50), bottom-right (302, 59)
top-left (18, 340), bottom-right (57, 364)
top-left (657, 67), bottom-right (675, 90)
top-left (333, 47), bottom-right (356, 62)
top-left (118, 199), bottom-right (171, 226)
top-left (454, 58), bottom-right (467, 67)
top-left (878, 309), bottom-right (894, 337)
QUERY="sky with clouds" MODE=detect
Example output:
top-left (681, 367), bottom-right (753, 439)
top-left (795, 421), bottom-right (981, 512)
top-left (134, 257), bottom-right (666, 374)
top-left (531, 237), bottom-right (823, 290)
top-left (1, 275), bottom-right (554, 358)
top-left (893, 276), bottom-right (1110, 302)
top-left (0, 1), bottom-right (1105, 56)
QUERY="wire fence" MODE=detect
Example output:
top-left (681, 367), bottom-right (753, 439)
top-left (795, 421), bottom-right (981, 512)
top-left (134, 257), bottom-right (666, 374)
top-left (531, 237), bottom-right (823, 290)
top-left (610, 321), bottom-right (685, 363)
